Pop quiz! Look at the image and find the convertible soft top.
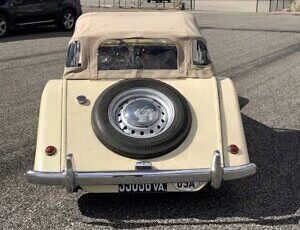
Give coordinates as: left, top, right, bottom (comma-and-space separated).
64, 11, 210, 79
71, 12, 202, 40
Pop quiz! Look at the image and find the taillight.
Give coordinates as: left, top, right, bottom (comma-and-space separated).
45, 146, 57, 156
227, 144, 239, 154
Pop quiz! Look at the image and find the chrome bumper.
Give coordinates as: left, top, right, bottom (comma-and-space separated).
27, 151, 256, 192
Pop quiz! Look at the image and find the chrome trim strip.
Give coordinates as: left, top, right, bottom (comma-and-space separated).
16, 20, 54, 26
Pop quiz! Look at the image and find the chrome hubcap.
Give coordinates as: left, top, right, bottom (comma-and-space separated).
123, 98, 160, 127
0, 18, 7, 36
108, 88, 175, 138
63, 13, 74, 29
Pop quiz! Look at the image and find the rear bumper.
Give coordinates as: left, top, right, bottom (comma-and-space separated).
27, 151, 256, 192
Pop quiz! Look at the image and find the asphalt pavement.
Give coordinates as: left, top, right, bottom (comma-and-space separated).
0, 11, 299, 229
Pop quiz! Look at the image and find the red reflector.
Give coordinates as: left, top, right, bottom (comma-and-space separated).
228, 144, 239, 154
45, 146, 56, 156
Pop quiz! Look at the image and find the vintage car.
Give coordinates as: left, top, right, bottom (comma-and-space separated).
27, 12, 256, 193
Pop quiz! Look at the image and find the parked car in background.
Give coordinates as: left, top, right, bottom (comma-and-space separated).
147, 0, 171, 3
27, 12, 256, 194
0, 0, 82, 37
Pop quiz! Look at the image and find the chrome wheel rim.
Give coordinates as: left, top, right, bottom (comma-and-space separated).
0, 18, 7, 36
108, 88, 175, 138
63, 12, 74, 29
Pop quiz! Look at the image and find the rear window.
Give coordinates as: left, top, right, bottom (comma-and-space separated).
66, 41, 81, 67
192, 40, 211, 66
98, 38, 178, 70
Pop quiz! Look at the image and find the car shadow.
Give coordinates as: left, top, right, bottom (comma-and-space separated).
77, 97, 300, 228
0, 26, 72, 43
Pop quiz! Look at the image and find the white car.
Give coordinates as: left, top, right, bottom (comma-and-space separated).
27, 12, 256, 193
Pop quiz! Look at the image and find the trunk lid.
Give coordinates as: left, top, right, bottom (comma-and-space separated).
62, 78, 223, 171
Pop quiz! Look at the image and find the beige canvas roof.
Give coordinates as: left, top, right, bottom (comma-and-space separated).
72, 11, 202, 40
64, 12, 213, 80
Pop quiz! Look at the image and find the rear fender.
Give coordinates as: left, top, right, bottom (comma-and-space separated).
218, 78, 250, 167
34, 80, 63, 172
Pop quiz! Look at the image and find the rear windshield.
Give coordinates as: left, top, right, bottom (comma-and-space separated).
98, 38, 178, 70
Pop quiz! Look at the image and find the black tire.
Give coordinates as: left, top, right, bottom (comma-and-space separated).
0, 14, 8, 38
92, 78, 192, 159
60, 9, 76, 31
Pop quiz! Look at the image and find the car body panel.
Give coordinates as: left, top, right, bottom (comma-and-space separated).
34, 77, 250, 174
11, 0, 43, 24
33, 80, 62, 172
63, 78, 224, 171
218, 78, 250, 167
0, 0, 11, 21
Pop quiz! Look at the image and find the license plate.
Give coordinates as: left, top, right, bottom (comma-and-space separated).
118, 183, 167, 193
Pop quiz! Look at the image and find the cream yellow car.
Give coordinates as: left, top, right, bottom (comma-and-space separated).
27, 12, 256, 193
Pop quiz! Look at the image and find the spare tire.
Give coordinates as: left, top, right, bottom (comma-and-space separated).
92, 78, 192, 159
